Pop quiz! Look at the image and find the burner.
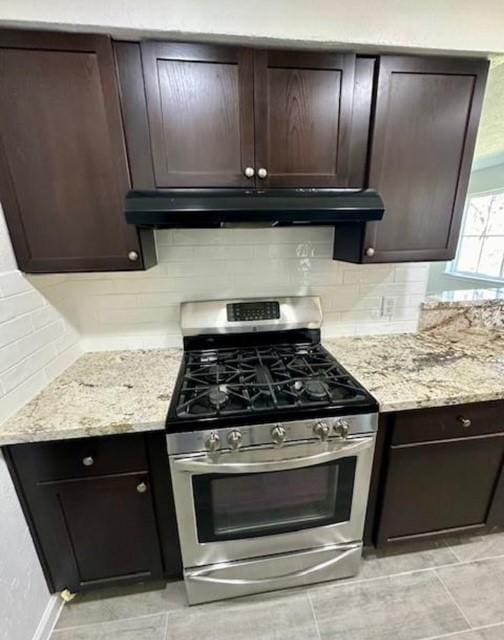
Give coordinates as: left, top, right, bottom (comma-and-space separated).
304, 379, 329, 400
209, 385, 229, 407
200, 353, 217, 363
175, 343, 370, 420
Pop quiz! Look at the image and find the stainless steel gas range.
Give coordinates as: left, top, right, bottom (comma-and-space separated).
165, 296, 378, 604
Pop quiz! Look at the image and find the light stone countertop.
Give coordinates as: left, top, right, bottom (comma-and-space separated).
0, 349, 183, 446
1, 329, 504, 446
325, 328, 504, 413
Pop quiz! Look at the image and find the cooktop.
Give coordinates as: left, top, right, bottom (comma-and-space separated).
167, 342, 377, 430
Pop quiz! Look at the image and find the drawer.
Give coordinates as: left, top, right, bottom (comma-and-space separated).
9, 434, 148, 483
391, 400, 504, 445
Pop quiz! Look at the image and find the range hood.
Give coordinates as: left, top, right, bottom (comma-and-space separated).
125, 188, 384, 228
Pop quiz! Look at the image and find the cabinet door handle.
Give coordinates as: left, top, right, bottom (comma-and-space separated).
244, 167, 255, 178
128, 251, 139, 261
458, 416, 472, 428
136, 482, 148, 494
82, 456, 94, 467
257, 168, 268, 179
365, 247, 375, 257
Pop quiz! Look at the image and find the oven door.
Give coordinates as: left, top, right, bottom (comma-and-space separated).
169, 435, 375, 568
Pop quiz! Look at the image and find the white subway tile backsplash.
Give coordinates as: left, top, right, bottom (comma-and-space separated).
0, 210, 430, 398
52, 229, 429, 351
0, 342, 23, 374
0, 291, 46, 324
0, 271, 32, 297
1, 343, 57, 394
0, 203, 81, 421
342, 265, 396, 285
30, 306, 61, 330
156, 245, 195, 262
393, 263, 430, 283
43, 343, 81, 381
0, 315, 33, 346
0, 370, 49, 424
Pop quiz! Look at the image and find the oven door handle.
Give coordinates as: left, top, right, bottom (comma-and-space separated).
186, 542, 360, 586
173, 436, 374, 474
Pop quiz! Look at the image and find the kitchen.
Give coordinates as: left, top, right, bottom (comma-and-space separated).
0, 2, 504, 640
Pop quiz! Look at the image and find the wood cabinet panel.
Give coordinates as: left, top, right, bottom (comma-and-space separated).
378, 435, 504, 543
392, 401, 504, 445
141, 42, 255, 187
363, 55, 488, 263
114, 41, 156, 189
10, 435, 148, 482
254, 50, 356, 187
5, 433, 181, 593
348, 57, 375, 188
41, 473, 163, 590
0, 30, 151, 273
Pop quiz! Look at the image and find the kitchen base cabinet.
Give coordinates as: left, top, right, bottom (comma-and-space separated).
368, 402, 504, 547
5, 432, 181, 594
378, 436, 504, 543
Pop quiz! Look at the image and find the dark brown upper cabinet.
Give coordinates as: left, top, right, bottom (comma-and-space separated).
359, 55, 488, 263
253, 50, 357, 187
133, 43, 364, 189
140, 42, 255, 188
0, 30, 155, 273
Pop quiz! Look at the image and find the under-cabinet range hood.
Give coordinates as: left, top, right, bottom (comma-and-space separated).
125, 188, 384, 229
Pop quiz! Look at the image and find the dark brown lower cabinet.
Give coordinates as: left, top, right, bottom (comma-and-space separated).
5, 432, 182, 593
370, 402, 504, 547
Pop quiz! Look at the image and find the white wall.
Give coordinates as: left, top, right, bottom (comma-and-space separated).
0, 205, 80, 640
0, 453, 61, 640
1, 0, 504, 55
32, 228, 430, 352
0, 209, 81, 425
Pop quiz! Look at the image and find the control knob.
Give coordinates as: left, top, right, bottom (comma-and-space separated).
205, 432, 221, 453
227, 430, 242, 450
313, 421, 330, 441
271, 424, 286, 446
334, 419, 350, 438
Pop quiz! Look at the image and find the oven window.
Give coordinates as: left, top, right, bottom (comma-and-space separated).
192, 457, 356, 542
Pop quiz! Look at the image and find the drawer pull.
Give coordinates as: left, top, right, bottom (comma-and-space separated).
458, 416, 472, 428
82, 456, 94, 467
136, 482, 147, 494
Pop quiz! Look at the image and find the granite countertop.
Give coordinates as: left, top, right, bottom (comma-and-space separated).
1, 328, 504, 446
325, 328, 504, 413
0, 349, 183, 446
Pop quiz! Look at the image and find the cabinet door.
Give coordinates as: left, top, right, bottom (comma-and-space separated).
0, 30, 150, 273
254, 50, 356, 187
141, 42, 255, 188
377, 435, 504, 545
363, 55, 488, 263
26, 472, 163, 592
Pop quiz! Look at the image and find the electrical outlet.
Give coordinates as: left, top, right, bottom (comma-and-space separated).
380, 296, 396, 318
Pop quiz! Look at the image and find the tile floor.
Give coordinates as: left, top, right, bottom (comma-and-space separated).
51, 531, 504, 640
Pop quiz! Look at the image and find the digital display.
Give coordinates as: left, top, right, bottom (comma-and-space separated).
227, 301, 280, 322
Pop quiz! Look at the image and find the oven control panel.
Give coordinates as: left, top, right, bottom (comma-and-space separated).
167, 414, 378, 456
227, 301, 280, 322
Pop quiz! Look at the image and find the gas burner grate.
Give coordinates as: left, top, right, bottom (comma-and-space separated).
175, 343, 367, 419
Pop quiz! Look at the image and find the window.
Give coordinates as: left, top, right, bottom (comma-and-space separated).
449, 189, 504, 283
